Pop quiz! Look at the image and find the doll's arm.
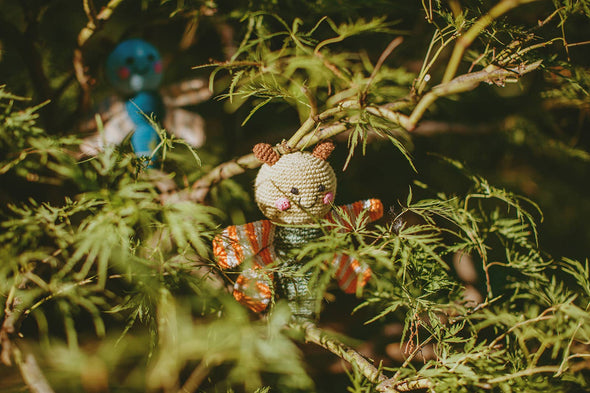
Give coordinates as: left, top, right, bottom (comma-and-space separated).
331, 253, 372, 294
212, 219, 276, 269
324, 199, 383, 293
325, 198, 383, 230
212, 219, 276, 312
233, 269, 273, 313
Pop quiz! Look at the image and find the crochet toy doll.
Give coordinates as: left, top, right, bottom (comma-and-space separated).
80, 39, 209, 165
213, 140, 383, 322
105, 38, 164, 164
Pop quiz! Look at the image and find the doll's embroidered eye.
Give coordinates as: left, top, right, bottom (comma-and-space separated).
125, 57, 135, 65
318, 184, 325, 192
147, 53, 155, 62
290, 187, 299, 195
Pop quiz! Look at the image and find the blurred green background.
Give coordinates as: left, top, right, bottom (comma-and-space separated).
0, 1, 588, 390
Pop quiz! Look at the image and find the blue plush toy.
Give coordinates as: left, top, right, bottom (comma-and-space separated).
105, 39, 165, 165
80, 39, 210, 164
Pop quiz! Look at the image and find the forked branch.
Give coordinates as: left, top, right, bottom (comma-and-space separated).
301, 322, 432, 392
180, 58, 541, 203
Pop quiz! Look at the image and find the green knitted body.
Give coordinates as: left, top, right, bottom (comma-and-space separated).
274, 225, 324, 322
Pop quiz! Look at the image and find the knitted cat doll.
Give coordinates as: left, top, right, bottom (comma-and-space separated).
213, 141, 383, 322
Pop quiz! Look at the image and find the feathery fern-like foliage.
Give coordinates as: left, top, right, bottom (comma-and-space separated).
0, 1, 589, 392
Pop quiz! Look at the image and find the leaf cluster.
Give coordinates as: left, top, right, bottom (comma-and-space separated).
0, 90, 310, 392
0, 1, 589, 392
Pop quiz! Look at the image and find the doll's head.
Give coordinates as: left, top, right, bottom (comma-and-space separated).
106, 39, 163, 95
253, 141, 337, 225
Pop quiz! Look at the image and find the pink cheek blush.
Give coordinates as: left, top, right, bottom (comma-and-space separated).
275, 197, 291, 211
117, 67, 130, 80
153, 61, 163, 74
323, 192, 334, 204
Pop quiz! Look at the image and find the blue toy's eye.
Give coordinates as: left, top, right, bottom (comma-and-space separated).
125, 56, 135, 65
147, 53, 155, 61
290, 187, 299, 195
318, 184, 325, 192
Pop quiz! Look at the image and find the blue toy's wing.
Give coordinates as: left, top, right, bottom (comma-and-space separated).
160, 78, 210, 149
160, 78, 212, 108
164, 108, 206, 148
78, 95, 126, 134
80, 105, 134, 156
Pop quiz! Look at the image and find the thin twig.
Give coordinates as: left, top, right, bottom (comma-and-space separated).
188, 153, 262, 202
566, 40, 590, 48
415, 27, 458, 96
488, 306, 556, 350
1, 288, 17, 366
302, 85, 318, 119
442, 0, 539, 83
537, 7, 564, 27
363, 37, 404, 97
82, 0, 97, 23
77, 0, 126, 47
314, 51, 353, 84
486, 366, 560, 384
378, 378, 433, 393
365, 106, 412, 131
386, 335, 435, 386
75, 0, 125, 110
14, 343, 56, 393
286, 100, 353, 149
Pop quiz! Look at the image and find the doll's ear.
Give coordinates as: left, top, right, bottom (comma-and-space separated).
312, 140, 335, 161
253, 143, 280, 166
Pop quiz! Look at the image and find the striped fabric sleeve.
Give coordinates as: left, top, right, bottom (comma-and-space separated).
233, 268, 273, 313
325, 198, 383, 230
324, 199, 381, 293
212, 220, 276, 269
331, 253, 372, 293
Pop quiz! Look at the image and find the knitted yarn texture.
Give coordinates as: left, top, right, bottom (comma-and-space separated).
213, 141, 383, 321
255, 151, 337, 225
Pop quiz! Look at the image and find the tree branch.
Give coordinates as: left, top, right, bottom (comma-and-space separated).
14, 343, 56, 393
301, 323, 433, 392
74, 0, 126, 111
77, 0, 125, 48
188, 153, 261, 202
442, 0, 539, 83
177, 355, 223, 393
178, 360, 210, 393
378, 378, 433, 393
302, 322, 386, 384
176, 58, 541, 204
409, 60, 542, 130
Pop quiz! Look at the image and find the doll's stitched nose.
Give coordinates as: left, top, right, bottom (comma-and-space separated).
275, 197, 291, 211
